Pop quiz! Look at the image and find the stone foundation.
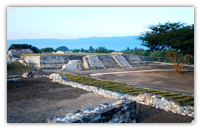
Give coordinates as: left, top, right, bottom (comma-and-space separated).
20, 54, 145, 69
46, 100, 136, 123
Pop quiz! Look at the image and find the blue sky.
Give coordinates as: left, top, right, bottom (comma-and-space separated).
7, 7, 194, 40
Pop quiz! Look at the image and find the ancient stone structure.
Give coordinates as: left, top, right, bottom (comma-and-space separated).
83, 55, 105, 69
46, 99, 136, 123
98, 55, 121, 68
19, 54, 145, 69
112, 55, 131, 67
61, 60, 82, 72
123, 55, 146, 66
45, 73, 194, 123
8, 49, 33, 54
54, 51, 73, 54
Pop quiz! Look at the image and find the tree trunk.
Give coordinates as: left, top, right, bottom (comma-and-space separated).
165, 49, 191, 73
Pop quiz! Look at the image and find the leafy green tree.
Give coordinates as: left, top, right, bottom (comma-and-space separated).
70, 49, 80, 53
139, 22, 194, 73
8, 44, 39, 53
141, 50, 151, 56
132, 48, 144, 55
88, 46, 94, 53
94, 47, 107, 53
55, 46, 68, 51
80, 48, 84, 52
39, 47, 54, 53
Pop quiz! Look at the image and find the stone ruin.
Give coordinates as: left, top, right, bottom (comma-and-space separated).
52, 51, 73, 54
8, 49, 33, 54
7, 53, 146, 72
61, 60, 82, 72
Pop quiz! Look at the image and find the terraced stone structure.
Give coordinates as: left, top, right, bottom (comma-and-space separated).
20, 54, 145, 69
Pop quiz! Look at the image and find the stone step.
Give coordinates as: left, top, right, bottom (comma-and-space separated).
86, 55, 104, 69
98, 55, 121, 68
112, 55, 131, 67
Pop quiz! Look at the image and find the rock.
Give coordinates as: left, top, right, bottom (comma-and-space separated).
61, 60, 82, 72
49, 73, 60, 80
144, 93, 153, 98
136, 96, 145, 102
183, 109, 189, 115
50, 73, 68, 83
21, 71, 33, 78
116, 100, 123, 105
172, 108, 177, 113
164, 105, 172, 111
176, 106, 183, 113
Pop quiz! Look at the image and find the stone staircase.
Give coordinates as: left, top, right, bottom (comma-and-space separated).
123, 55, 146, 66
86, 55, 105, 69
98, 55, 121, 68
112, 55, 131, 67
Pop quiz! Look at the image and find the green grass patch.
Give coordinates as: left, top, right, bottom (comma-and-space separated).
7, 61, 36, 73
61, 73, 194, 106
185, 101, 194, 106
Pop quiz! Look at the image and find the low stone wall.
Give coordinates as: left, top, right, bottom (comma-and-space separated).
46, 99, 136, 123
49, 73, 194, 118
122, 55, 146, 66
7, 78, 22, 82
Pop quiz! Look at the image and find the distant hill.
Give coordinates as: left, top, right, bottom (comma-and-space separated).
55, 46, 68, 51
7, 36, 148, 51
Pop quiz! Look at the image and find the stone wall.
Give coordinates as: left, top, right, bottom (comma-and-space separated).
46, 99, 136, 123
8, 49, 33, 54
85, 55, 105, 69
98, 55, 121, 68
22, 56, 40, 68
123, 55, 146, 66
61, 60, 82, 72
45, 73, 194, 123
21, 54, 145, 69
112, 55, 131, 67
40, 55, 84, 69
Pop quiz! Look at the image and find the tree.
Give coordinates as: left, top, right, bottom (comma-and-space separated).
55, 46, 68, 51
94, 47, 107, 53
88, 46, 94, 53
80, 48, 84, 52
139, 22, 194, 73
70, 49, 80, 53
39, 47, 54, 53
8, 44, 39, 53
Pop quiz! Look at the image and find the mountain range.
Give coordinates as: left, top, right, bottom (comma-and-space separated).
7, 35, 148, 51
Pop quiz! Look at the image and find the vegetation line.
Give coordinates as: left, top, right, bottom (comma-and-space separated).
61, 73, 194, 106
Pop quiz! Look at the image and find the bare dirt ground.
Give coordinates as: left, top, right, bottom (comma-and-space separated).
7, 66, 194, 123
7, 76, 115, 123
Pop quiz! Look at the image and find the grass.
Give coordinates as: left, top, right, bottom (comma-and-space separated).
7, 61, 36, 73
61, 73, 194, 106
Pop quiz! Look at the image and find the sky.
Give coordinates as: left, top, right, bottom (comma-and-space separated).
7, 7, 194, 40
